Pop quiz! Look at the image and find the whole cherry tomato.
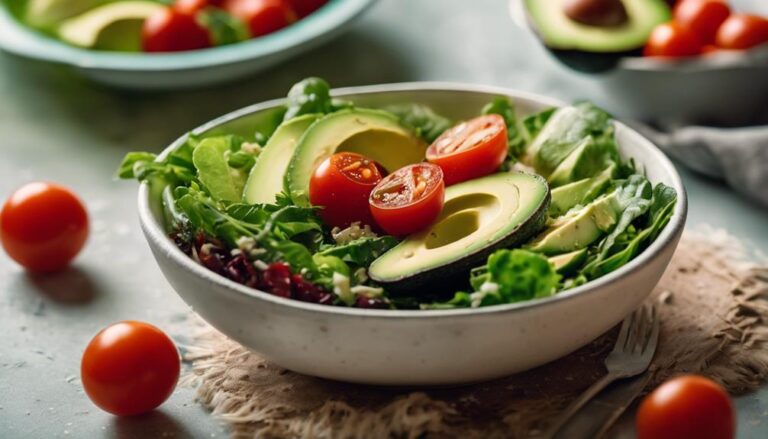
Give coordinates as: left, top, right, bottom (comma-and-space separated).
369, 163, 445, 237
174, 0, 225, 14
716, 14, 768, 50
1, 182, 88, 272
223, 0, 297, 37
426, 114, 508, 186
637, 375, 735, 439
285, 0, 327, 18
81, 321, 180, 416
309, 152, 384, 228
673, 0, 731, 44
644, 22, 703, 57
142, 7, 212, 52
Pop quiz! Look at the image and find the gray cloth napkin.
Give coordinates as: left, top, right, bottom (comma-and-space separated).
631, 123, 768, 208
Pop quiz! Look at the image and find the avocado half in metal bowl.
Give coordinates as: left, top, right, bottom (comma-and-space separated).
137, 83, 687, 385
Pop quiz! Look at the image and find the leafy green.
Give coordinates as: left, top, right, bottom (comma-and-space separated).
192, 137, 249, 202
526, 103, 615, 178
318, 236, 399, 267
522, 108, 556, 142
117, 141, 196, 184
384, 103, 452, 143
481, 97, 526, 160
283, 77, 335, 121
313, 254, 351, 279
199, 9, 249, 46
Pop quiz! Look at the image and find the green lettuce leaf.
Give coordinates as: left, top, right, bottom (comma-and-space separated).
384, 103, 452, 143
318, 236, 399, 267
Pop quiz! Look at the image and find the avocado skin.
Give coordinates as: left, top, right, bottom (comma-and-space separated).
549, 48, 640, 74
374, 180, 551, 294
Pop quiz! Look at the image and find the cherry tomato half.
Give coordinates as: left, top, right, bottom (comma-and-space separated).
285, 0, 327, 18
674, 0, 731, 44
426, 114, 508, 186
637, 375, 735, 439
142, 8, 212, 52
369, 163, 445, 237
223, 0, 297, 37
1, 182, 88, 273
309, 152, 384, 228
716, 14, 768, 50
82, 321, 180, 416
644, 22, 703, 57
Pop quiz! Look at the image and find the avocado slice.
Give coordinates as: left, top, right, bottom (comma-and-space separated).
58, 1, 165, 51
525, 0, 670, 53
548, 248, 588, 276
547, 136, 615, 187
286, 109, 427, 207
243, 114, 319, 204
549, 163, 614, 216
26, 0, 106, 28
527, 189, 622, 255
368, 172, 550, 292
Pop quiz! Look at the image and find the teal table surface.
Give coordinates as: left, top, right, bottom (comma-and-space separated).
1, 0, 766, 437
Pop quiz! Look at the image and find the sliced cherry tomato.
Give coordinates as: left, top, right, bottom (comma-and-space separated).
82, 321, 180, 416
673, 0, 731, 44
637, 375, 735, 439
309, 152, 384, 228
174, 0, 225, 14
1, 182, 88, 273
285, 0, 327, 18
716, 14, 768, 50
369, 163, 445, 236
644, 22, 703, 57
223, 0, 297, 37
426, 114, 508, 186
142, 8, 212, 52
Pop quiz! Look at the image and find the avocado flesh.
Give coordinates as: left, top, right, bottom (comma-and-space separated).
26, 0, 106, 28
549, 164, 614, 217
525, 0, 671, 53
549, 248, 588, 275
369, 172, 550, 292
527, 189, 621, 255
286, 109, 427, 207
547, 135, 613, 187
243, 114, 319, 204
58, 1, 164, 50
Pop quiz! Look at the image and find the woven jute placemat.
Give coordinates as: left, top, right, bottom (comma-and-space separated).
180, 228, 768, 438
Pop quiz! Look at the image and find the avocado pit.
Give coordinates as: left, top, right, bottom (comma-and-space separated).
564, 0, 629, 27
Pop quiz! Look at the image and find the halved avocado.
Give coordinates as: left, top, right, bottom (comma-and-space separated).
368, 172, 550, 292
243, 114, 319, 204
58, 1, 164, 51
286, 109, 427, 207
26, 0, 105, 28
524, 0, 671, 72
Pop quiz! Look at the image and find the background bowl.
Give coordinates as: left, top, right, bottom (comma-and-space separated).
138, 83, 687, 385
510, 0, 768, 125
0, 0, 375, 89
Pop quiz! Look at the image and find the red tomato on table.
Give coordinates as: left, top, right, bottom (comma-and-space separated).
0, 182, 88, 272
81, 321, 180, 416
716, 14, 768, 50
309, 152, 384, 228
673, 0, 731, 44
223, 0, 297, 37
142, 8, 212, 52
644, 22, 703, 57
426, 114, 508, 186
636, 375, 735, 439
369, 163, 445, 237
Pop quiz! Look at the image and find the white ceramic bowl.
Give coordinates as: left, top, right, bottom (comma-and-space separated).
138, 83, 687, 385
0, 0, 374, 89
510, 0, 768, 125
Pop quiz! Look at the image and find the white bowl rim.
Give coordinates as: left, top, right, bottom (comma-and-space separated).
137, 81, 688, 319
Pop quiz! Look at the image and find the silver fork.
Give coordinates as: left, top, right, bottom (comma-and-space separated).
543, 304, 661, 438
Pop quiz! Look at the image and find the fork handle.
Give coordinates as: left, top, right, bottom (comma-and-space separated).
542, 372, 618, 438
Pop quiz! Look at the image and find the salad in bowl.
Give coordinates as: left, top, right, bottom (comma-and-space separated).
123, 79, 685, 384
120, 78, 677, 311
